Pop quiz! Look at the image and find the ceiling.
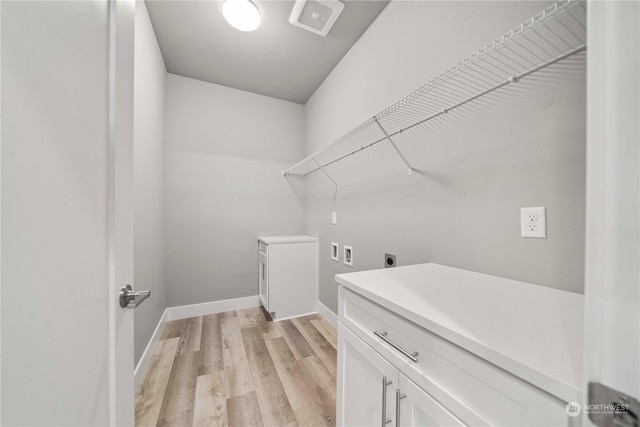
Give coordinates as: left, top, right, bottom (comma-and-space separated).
145, 0, 389, 104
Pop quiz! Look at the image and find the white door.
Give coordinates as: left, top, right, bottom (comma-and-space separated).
337, 324, 398, 427
1, 0, 136, 425
584, 1, 640, 426
396, 373, 465, 427
110, 0, 137, 425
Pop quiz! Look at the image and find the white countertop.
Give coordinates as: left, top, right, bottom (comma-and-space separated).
335, 263, 584, 403
258, 235, 318, 244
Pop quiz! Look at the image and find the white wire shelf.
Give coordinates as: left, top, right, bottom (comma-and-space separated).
283, 0, 587, 186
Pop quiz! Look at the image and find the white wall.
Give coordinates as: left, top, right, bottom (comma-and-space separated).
304, 1, 586, 314
1, 2, 111, 424
133, 1, 167, 365
164, 74, 305, 307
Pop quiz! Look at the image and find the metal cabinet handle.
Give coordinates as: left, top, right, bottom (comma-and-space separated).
119, 284, 151, 308
395, 389, 406, 427
374, 331, 419, 363
381, 376, 393, 426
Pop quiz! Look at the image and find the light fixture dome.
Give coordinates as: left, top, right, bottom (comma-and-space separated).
222, 0, 261, 32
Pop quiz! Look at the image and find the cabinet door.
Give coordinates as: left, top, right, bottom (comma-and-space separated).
397, 373, 465, 427
338, 323, 398, 427
258, 253, 268, 309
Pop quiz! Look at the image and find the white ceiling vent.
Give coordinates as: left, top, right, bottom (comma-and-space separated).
289, 0, 345, 37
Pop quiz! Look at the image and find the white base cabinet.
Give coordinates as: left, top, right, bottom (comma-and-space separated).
257, 235, 318, 320
338, 324, 464, 427
336, 264, 583, 427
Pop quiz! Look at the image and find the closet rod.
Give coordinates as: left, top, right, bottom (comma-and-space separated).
295, 43, 585, 177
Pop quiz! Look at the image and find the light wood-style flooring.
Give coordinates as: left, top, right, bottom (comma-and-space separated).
135, 307, 337, 427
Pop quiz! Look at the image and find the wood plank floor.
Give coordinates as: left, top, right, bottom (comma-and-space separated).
135, 307, 337, 427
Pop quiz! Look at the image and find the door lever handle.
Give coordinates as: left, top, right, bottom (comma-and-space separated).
119, 284, 151, 308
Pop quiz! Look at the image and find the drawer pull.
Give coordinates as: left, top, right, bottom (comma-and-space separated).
396, 389, 407, 427
374, 331, 419, 363
381, 376, 393, 426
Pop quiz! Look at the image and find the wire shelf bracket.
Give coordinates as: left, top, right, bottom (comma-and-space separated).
374, 116, 414, 175
312, 156, 339, 190
282, 0, 587, 180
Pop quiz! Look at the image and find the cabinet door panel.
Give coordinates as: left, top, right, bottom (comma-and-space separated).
338, 324, 397, 427
398, 373, 465, 427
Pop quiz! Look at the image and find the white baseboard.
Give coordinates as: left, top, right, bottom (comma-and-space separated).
134, 308, 168, 391
166, 295, 260, 321
134, 295, 261, 391
316, 300, 337, 328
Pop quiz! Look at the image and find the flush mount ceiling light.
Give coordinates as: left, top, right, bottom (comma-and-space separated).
222, 0, 261, 32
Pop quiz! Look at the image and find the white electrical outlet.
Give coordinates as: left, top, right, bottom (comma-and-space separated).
521, 207, 546, 238
332, 212, 337, 225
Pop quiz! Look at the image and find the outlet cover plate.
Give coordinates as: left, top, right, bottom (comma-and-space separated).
331, 242, 339, 262
521, 207, 546, 238
332, 212, 337, 225
343, 245, 353, 267
385, 253, 396, 268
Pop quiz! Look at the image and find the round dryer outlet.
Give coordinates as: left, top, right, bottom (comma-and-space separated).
385, 253, 396, 268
